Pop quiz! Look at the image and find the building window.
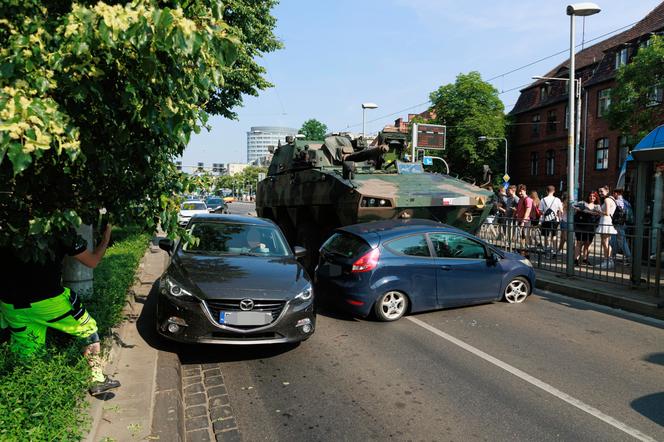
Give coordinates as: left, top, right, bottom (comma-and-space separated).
595, 138, 609, 170
647, 85, 663, 107
545, 150, 555, 175
564, 104, 569, 129
540, 85, 549, 102
618, 136, 629, 169
530, 152, 539, 176
598, 88, 611, 118
640, 37, 653, 50
531, 114, 540, 137
547, 110, 558, 133
615, 47, 628, 70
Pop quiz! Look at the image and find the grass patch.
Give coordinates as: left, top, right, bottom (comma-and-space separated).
0, 228, 150, 441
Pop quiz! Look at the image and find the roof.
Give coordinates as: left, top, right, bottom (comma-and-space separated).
631, 124, 664, 161
189, 214, 277, 227
511, 2, 664, 115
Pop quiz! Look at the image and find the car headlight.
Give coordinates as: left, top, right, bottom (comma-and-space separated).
520, 258, 533, 268
294, 285, 313, 302
163, 276, 197, 300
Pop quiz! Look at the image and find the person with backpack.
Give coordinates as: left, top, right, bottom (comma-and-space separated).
596, 185, 618, 269
539, 185, 563, 257
610, 188, 633, 265
529, 190, 542, 251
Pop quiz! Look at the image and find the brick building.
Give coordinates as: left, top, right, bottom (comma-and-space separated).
509, 2, 664, 197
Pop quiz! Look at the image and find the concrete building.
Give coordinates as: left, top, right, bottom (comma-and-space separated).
247, 126, 298, 163
226, 163, 250, 176
509, 3, 664, 196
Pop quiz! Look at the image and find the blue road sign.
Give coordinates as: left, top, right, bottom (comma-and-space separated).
423, 156, 433, 166
503, 181, 509, 189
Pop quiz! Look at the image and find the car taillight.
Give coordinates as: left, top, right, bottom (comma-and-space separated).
351, 248, 380, 273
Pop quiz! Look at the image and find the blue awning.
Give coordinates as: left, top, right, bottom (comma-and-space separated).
616, 125, 664, 188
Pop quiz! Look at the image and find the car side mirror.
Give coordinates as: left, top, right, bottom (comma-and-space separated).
159, 238, 175, 255
487, 252, 500, 265
294, 246, 307, 259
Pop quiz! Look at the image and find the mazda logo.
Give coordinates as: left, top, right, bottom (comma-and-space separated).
239, 299, 254, 311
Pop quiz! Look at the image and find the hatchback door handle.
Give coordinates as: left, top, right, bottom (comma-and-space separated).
440, 265, 452, 271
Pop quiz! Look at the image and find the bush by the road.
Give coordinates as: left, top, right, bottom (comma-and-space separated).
0, 227, 149, 441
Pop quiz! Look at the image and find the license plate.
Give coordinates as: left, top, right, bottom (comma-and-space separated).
219, 311, 272, 326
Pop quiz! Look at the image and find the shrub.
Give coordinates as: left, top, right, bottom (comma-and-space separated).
0, 229, 149, 441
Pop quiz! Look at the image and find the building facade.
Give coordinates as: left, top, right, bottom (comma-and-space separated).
246, 126, 298, 163
226, 163, 250, 176
509, 3, 664, 197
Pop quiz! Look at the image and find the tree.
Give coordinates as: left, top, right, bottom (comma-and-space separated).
608, 36, 664, 140
0, 1, 239, 262
299, 119, 328, 140
428, 72, 506, 179
204, 0, 282, 119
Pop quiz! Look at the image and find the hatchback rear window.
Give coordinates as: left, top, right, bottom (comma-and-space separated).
321, 233, 371, 259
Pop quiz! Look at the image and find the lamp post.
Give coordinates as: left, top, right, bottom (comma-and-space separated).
564, 2, 601, 276
478, 136, 508, 177
361, 102, 378, 138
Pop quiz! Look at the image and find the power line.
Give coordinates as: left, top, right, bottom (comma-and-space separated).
339, 19, 639, 133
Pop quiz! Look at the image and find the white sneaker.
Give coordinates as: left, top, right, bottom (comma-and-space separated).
600, 259, 614, 270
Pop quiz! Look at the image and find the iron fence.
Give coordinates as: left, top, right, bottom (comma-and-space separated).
477, 216, 662, 295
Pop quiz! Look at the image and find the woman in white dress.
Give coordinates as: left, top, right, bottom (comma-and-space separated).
596, 185, 617, 269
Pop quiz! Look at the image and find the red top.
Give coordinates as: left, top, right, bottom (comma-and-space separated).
516, 196, 533, 221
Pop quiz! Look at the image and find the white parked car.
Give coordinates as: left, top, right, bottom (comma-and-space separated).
178, 201, 208, 226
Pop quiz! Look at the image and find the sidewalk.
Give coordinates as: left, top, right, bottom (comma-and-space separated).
536, 268, 664, 320
85, 237, 182, 441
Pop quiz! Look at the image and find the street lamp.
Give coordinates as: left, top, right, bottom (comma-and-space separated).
361, 102, 378, 138
478, 136, 508, 177
564, 2, 601, 276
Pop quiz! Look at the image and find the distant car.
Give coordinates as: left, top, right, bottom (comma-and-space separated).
223, 196, 236, 203
178, 201, 208, 226
205, 197, 228, 214
315, 219, 535, 321
156, 214, 315, 344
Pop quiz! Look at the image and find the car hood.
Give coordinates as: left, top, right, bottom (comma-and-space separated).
169, 253, 310, 300
179, 209, 207, 217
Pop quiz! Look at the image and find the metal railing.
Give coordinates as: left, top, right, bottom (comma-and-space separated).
478, 216, 662, 295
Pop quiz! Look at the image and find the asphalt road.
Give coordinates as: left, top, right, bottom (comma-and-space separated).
176, 292, 664, 441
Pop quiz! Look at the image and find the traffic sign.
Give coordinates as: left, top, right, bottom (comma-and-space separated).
503, 181, 509, 189
503, 173, 510, 182
422, 156, 433, 166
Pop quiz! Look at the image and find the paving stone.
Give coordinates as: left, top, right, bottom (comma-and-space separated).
201, 363, 219, 370
183, 367, 202, 378
203, 368, 222, 378
184, 382, 205, 395
204, 376, 224, 387
185, 405, 208, 419
187, 428, 212, 442
209, 395, 230, 408
215, 429, 241, 442
209, 405, 233, 421
212, 417, 238, 433
185, 415, 210, 432
184, 376, 203, 387
186, 392, 207, 406
207, 385, 228, 398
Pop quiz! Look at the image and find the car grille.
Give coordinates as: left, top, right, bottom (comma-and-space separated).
205, 299, 286, 327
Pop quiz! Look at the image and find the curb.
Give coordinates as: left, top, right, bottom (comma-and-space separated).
152, 351, 186, 441
536, 275, 664, 320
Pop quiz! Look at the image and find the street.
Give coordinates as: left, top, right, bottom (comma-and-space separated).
175, 203, 664, 441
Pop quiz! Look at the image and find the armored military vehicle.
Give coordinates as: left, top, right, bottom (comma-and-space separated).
256, 132, 494, 268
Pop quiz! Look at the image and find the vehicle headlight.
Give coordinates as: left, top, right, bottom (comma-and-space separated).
520, 258, 533, 268
163, 276, 196, 300
294, 285, 313, 302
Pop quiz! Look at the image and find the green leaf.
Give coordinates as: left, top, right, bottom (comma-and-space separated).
7, 142, 32, 175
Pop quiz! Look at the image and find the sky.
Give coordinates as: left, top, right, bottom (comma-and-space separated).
181, 0, 663, 167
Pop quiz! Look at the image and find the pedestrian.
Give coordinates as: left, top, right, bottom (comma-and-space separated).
494, 187, 508, 242
528, 190, 542, 250
515, 184, 533, 255
0, 225, 121, 396
609, 188, 633, 265
556, 193, 569, 258
573, 191, 601, 265
540, 185, 564, 257
596, 185, 618, 269
505, 185, 519, 249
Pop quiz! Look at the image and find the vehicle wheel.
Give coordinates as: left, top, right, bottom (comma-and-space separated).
503, 277, 530, 304
374, 291, 409, 321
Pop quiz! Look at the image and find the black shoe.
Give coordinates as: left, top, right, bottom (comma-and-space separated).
89, 376, 121, 395
583, 259, 591, 265
574, 259, 579, 266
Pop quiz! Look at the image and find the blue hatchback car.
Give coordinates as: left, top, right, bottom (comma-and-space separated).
315, 219, 536, 321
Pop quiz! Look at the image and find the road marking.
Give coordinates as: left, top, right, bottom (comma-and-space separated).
407, 316, 657, 442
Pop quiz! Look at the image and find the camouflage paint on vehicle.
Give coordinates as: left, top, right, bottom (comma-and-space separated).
256, 134, 493, 267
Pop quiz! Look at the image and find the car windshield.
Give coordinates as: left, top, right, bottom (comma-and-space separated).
206, 198, 222, 206
183, 222, 290, 257
321, 232, 371, 259
182, 202, 207, 211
